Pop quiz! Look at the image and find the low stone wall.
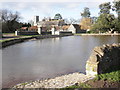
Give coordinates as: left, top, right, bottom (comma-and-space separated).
60, 31, 73, 35
77, 33, 120, 36
86, 43, 120, 76
1, 37, 33, 48
1, 35, 73, 48
41, 31, 51, 35
16, 31, 39, 35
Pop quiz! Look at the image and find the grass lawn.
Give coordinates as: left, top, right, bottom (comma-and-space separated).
3, 33, 14, 34
96, 71, 120, 82
0, 36, 32, 43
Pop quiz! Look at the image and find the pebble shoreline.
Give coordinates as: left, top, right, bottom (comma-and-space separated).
13, 72, 95, 88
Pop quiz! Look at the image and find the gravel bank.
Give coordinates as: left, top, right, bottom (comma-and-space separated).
13, 72, 95, 88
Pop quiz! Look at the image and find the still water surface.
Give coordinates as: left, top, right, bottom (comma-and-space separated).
2, 35, 119, 88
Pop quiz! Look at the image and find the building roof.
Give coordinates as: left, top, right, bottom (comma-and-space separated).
72, 24, 81, 30
29, 26, 38, 30
21, 27, 28, 30
62, 25, 70, 30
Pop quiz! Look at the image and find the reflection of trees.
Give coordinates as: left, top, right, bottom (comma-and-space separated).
92, 36, 118, 45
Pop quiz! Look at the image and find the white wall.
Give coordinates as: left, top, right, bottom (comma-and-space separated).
68, 25, 76, 34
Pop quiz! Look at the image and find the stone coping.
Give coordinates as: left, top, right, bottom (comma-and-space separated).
75, 33, 120, 36
1, 34, 72, 49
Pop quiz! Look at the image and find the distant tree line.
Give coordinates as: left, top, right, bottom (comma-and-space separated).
0, 9, 31, 33
80, 0, 120, 33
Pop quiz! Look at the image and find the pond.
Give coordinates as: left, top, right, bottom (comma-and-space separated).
2, 35, 119, 88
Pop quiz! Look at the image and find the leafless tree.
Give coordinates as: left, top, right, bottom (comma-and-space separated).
1, 9, 20, 22
0, 9, 22, 32
64, 18, 80, 24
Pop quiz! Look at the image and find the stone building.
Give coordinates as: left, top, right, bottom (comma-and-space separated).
33, 14, 65, 29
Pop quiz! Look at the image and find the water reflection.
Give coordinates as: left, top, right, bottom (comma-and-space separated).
2, 35, 119, 88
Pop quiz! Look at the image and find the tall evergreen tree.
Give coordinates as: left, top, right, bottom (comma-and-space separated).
113, 0, 120, 19
99, 2, 111, 14
81, 7, 90, 18
54, 13, 62, 20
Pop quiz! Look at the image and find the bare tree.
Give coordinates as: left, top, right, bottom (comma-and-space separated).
1, 9, 21, 33
1, 9, 20, 22
67, 18, 80, 24
64, 18, 69, 24
28, 20, 34, 26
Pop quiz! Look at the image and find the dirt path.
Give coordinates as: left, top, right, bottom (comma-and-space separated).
85, 80, 120, 88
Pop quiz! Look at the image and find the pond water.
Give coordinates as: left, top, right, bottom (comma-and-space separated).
2, 35, 119, 88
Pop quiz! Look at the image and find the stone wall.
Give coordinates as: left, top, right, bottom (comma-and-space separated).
16, 31, 39, 35
86, 43, 120, 76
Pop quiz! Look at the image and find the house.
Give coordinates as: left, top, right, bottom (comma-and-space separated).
51, 26, 72, 35
16, 26, 39, 36
68, 24, 86, 34
28, 26, 38, 31
51, 26, 61, 35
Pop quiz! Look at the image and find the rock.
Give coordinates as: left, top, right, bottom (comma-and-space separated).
86, 43, 120, 76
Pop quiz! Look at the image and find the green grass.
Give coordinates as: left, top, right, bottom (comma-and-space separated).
3, 33, 14, 34
0, 36, 32, 43
74, 34, 82, 36
95, 70, 120, 82
0, 38, 15, 42
67, 83, 91, 88
21, 82, 28, 86
0, 35, 44, 43
60, 83, 91, 89
94, 65, 120, 82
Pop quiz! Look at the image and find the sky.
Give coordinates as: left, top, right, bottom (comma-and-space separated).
0, 0, 115, 23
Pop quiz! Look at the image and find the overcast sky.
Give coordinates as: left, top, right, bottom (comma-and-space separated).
0, 0, 115, 22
